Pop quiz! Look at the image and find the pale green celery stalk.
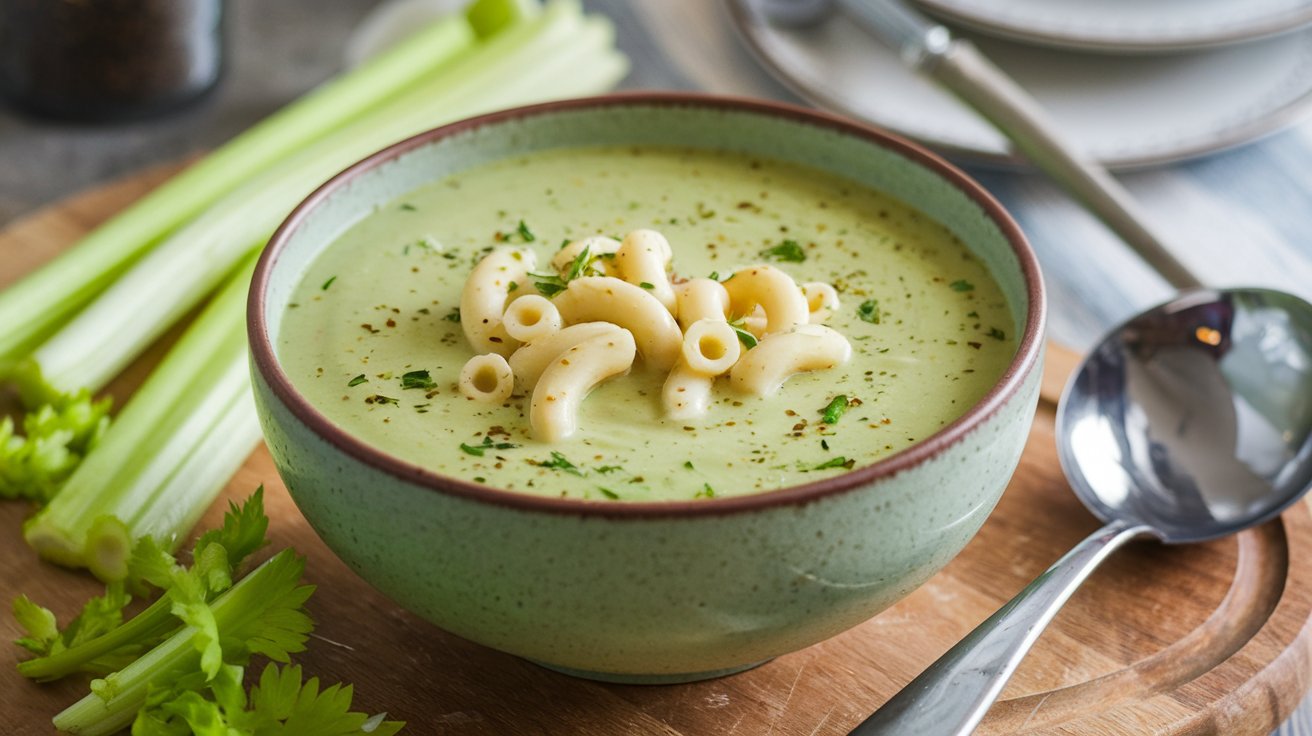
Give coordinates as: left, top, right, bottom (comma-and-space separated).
51, 551, 309, 736
23, 258, 255, 570
0, 12, 482, 371
81, 357, 258, 582
24, 0, 608, 401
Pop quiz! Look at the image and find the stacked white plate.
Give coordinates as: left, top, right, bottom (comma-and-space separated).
727, 0, 1312, 169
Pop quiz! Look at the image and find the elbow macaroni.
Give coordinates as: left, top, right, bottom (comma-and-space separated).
723, 265, 809, 337
531, 328, 637, 442
801, 282, 840, 323
552, 276, 683, 371
729, 324, 852, 396
662, 361, 714, 421
453, 228, 852, 446
508, 321, 623, 394
674, 278, 729, 330
459, 353, 515, 403
460, 247, 536, 357
614, 229, 677, 313
502, 294, 563, 343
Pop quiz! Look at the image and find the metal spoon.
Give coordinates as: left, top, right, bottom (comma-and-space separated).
754, 1, 1312, 733
852, 287, 1312, 734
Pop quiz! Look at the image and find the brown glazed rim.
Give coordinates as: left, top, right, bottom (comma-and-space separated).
249, 92, 1046, 520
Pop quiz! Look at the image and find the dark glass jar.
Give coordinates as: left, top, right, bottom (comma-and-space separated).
0, 0, 225, 122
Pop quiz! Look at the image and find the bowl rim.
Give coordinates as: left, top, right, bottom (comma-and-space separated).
249, 91, 1046, 519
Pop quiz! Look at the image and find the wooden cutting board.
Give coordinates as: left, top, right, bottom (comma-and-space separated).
3, 164, 1311, 735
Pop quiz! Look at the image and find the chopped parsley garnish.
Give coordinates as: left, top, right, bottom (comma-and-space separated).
683, 461, 694, 470
536, 451, 584, 476
761, 239, 806, 262
598, 487, 620, 500
460, 435, 519, 456
533, 245, 595, 297
695, 483, 715, 499
814, 456, 853, 470
950, 279, 975, 292
400, 203, 417, 211
821, 438, 830, 450
400, 370, 436, 390
708, 271, 720, 281
443, 307, 461, 323
517, 219, 536, 242
821, 395, 849, 424
987, 327, 1006, 341
508, 281, 519, 293
532, 275, 567, 297
346, 374, 368, 387
321, 276, 337, 291
595, 465, 624, 474
565, 245, 592, 281
728, 320, 758, 349
367, 394, 398, 405
639, 282, 655, 290
857, 299, 880, 324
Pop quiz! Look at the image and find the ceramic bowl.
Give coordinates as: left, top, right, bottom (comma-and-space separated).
248, 93, 1046, 684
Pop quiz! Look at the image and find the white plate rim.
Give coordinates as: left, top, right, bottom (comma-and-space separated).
724, 0, 1312, 170
914, 0, 1312, 53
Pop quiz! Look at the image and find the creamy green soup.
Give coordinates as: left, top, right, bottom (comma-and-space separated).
279, 146, 1015, 501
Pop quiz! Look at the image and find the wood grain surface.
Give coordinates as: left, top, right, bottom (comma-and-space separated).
2, 166, 1311, 735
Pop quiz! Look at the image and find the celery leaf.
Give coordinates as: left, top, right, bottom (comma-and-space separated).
0, 389, 111, 502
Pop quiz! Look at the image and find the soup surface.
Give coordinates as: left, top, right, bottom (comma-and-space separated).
279, 146, 1016, 501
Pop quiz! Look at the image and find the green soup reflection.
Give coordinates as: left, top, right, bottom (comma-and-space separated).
278, 146, 1015, 501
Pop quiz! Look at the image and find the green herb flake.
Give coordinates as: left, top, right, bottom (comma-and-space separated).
462, 435, 519, 456
857, 299, 881, 324
821, 439, 830, 451
708, 271, 720, 281
346, 374, 368, 388
728, 320, 758, 349
368, 394, 398, 406
517, 219, 536, 242
695, 482, 716, 499
821, 395, 849, 424
400, 203, 417, 211
761, 239, 806, 263
507, 281, 519, 293
400, 370, 436, 390
987, 327, 1006, 341
444, 307, 461, 323
532, 274, 567, 297
595, 465, 624, 474
639, 282, 655, 290
565, 245, 592, 281
321, 276, 337, 291
814, 456, 852, 470
536, 451, 585, 476
683, 461, 694, 470
950, 280, 975, 292
598, 487, 620, 500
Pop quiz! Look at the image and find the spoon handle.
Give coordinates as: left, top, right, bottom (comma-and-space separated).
833, 0, 1204, 291
850, 519, 1151, 735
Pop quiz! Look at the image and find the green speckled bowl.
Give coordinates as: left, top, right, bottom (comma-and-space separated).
249, 94, 1046, 683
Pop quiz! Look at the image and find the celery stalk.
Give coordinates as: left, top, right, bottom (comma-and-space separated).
0, 12, 483, 371
23, 258, 256, 568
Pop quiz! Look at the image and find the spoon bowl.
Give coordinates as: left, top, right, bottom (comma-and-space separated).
1060, 287, 1312, 544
